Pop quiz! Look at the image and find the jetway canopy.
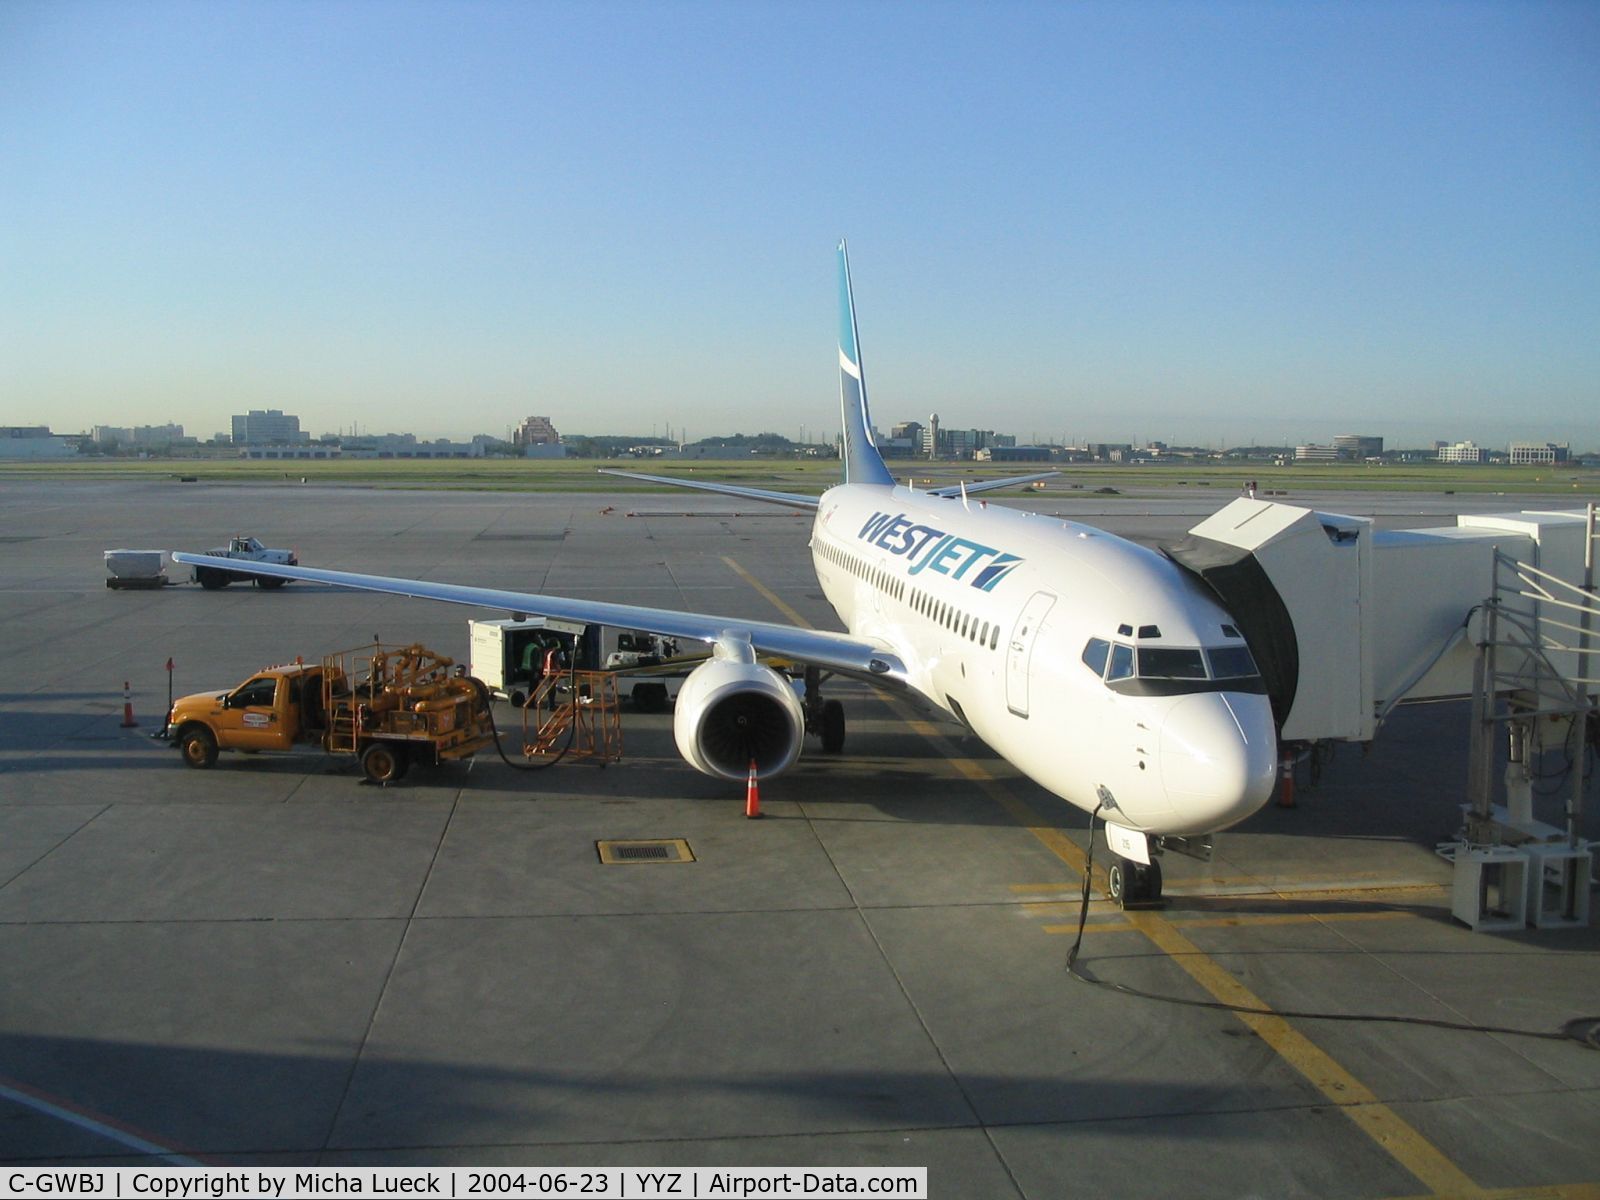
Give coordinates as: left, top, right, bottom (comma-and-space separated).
1164, 500, 1594, 742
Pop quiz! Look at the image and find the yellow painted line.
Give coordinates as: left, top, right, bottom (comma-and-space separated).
1122, 910, 1483, 1196
882, 702, 1481, 1199
731, 559, 1483, 1197
1162, 879, 1449, 899
1389, 1186, 1600, 1200
1042, 909, 1417, 935
721, 556, 815, 629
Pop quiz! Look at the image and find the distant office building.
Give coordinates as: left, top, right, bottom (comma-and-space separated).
239, 445, 342, 460
890, 420, 924, 446
1334, 434, 1383, 460
1508, 442, 1569, 466
943, 428, 982, 457
1294, 444, 1341, 462
976, 445, 1051, 463
94, 423, 186, 449
513, 415, 561, 447
0, 427, 74, 459
925, 414, 940, 460
334, 433, 485, 459
1089, 443, 1133, 463
232, 409, 306, 446
1437, 440, 1485, 464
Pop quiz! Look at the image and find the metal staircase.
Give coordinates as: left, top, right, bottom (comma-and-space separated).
1454, 503, 1597, 929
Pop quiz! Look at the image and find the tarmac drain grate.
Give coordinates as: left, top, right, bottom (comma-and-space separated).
596, 838, 696, 865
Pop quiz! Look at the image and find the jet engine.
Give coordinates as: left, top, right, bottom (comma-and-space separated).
673, 650, 805, 781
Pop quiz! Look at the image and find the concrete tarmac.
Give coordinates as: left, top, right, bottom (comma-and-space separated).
1, 476, 1597, 1196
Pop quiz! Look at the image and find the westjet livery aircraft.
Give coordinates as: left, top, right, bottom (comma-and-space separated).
176, 243, 1279, 903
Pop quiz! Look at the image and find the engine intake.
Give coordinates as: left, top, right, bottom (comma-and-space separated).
673, 655, 805, 780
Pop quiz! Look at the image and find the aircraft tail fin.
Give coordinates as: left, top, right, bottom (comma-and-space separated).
837, 241, 896, 487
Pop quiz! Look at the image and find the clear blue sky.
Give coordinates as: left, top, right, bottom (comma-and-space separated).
3, 0, 1597, 449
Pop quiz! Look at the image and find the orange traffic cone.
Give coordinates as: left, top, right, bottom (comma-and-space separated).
120, 680, 138, 729
745, 759, 762, 819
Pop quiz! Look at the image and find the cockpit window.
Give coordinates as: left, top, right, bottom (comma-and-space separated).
1136, 647, 1207, 679
1081, 638, 1110, 676
1206, 645, 1259, 679
1107, 643, 1135, 681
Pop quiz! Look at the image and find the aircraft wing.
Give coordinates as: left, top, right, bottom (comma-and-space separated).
170, 552, 906, 685
925, 471, 1059, 498
597, 469, 819, 511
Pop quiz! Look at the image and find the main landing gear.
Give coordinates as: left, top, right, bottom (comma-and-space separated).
1106, 856, 1164, 908
802, 666, 846, 754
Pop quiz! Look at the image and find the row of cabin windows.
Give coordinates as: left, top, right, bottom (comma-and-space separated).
820, 538, 906, 603
817, 538, 1001, 651
911, 582, 1002, 650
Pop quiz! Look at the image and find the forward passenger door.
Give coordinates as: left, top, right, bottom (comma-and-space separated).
1006, 591, 1056, 718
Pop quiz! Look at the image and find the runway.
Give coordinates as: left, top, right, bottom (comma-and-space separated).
1, 477, 1596, 1195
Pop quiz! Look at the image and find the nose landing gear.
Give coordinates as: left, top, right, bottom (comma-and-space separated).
1106, 856, 1164, 908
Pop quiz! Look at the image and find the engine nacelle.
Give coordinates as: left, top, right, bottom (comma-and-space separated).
673, 654, 805, 781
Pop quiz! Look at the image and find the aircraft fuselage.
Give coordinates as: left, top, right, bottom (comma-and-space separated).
812, 483, 1279, 835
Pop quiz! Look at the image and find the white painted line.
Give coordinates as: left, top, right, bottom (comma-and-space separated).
0, 1078, 200, 1165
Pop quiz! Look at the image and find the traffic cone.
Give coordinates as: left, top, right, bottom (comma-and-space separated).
1277, 751, 1295, 808
745, 759, 762, 819
120, 680, 138, 729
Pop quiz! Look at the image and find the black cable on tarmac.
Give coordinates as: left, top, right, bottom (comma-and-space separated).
1063, 806, 1598, 1050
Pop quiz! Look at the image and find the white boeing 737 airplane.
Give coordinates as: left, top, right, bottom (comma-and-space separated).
176, 243, 1279, 903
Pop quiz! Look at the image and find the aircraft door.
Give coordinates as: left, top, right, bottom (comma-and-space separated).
1006, 591, 1057, 718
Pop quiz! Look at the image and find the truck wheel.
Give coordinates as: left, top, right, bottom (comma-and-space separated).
255, 576, 286, 590
197, 568, 229, 590
179, 727, 218, 769
360, 742, 409, 784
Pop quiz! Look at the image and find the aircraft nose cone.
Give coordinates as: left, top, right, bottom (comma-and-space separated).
1158, 692, 1278, 833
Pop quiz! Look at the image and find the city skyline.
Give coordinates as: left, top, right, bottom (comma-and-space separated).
4, 3, 1596, 450
45, 410, 1597, 459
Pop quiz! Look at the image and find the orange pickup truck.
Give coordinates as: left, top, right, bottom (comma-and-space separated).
164, 642, 496, 784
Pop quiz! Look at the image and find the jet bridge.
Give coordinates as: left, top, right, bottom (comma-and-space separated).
1166, 499, 1598, 931
1166, 499, 1594, 742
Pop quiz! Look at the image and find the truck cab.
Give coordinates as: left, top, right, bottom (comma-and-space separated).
169, 663, 329, 765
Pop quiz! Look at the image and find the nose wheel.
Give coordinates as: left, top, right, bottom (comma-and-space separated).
1106, 856, 1163, 908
